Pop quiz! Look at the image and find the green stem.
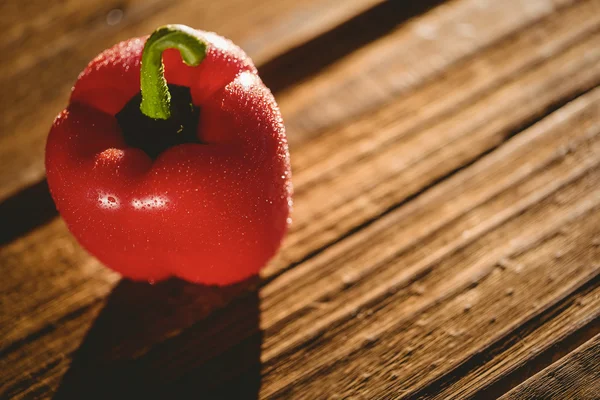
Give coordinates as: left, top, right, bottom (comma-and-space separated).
140, 24, 207, 120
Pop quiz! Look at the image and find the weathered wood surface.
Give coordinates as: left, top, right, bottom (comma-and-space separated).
1, 0, 600, 398
500, 334, 600, 400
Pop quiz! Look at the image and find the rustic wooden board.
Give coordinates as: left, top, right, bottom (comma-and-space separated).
3, 0, 598, 355
262, 85, 600, 355
419, 284, 599, 399
2, 0, 600, 398
259, 89, 600, 398
278, 0, 580, 142
500, 334, 600, 400
5, 85, 597, 398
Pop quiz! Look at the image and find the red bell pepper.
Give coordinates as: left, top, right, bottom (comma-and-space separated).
45, 25, 292, 285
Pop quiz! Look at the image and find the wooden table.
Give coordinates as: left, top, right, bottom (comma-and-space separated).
2, 0, 600, 398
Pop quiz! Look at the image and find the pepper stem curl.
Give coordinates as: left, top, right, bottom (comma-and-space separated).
140, 24, 207, 120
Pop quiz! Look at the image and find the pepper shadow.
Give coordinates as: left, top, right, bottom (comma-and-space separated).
54, 277, 262, 399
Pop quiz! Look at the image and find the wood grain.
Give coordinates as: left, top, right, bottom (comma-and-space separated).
265, 162, 600, 398
418, 284, 599, 399
0, 0, 384, 78
5, 0, 587, 253
4, 57, 600, 400
2, 0, 600, 398
269, 24, 600, 278
279, 0, 580, 143
258, 88, 600, 398
262, 86, 600, 353
288, 0, 600, 185
500, 334, 600, 400
3, 0, 598, 355
1, 0, 168, 75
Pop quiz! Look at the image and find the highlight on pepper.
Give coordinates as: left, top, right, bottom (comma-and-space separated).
45, 24, 292, 285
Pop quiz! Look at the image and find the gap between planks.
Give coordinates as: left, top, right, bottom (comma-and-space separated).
418, 285, 599, 399
499, 334, 600, 400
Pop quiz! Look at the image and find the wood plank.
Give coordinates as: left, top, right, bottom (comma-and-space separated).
0, 0, 580, 201
268, 25, 600, 278
499, 334, 600, 400
1, 280, 263, 399
216, 93, 600, 395
278, 0, 579, 143
415, 283, 599, 399
1, 0, 598, 346
1, 0, 168, 66
261, 85, 600, 354
260, 125, 600, 397
6, 0, 588, 252
0, 0, 151, 36
2, 2, 598, 355
288, 0, 600, 183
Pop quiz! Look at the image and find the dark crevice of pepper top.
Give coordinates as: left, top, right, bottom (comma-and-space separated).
115, 24, 208, 159
116, 84, 201, 159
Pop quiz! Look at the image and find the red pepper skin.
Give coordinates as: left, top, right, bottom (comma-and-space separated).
46, 31, 292, 285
